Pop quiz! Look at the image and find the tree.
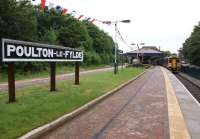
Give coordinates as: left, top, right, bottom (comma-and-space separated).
0, 0, 38, 72
58, 18, 93, 51
84, 22, 115, 64
183, 25, 200, 66
0, 0, 37, 41
163, 51, 171, 57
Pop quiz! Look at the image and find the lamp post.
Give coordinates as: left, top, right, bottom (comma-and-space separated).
131, 43, 145, 64
114, 19, 131, 74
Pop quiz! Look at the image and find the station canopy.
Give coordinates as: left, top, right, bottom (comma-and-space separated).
126, 46, 163, 57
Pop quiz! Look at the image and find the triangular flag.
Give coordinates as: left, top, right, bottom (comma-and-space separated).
48, 2, 54, 9
91, 19, 96, 23
77, 15, 84, 20
85, 17, 91, 21
62, 8, 68, 15
56, 5, 62, 11
41, 0, 46, 11
69, 10, 76, 16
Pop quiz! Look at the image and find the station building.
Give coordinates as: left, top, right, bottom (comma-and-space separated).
126, 46, 164, 65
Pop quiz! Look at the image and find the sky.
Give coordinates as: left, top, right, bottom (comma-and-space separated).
34, 0, 200, 53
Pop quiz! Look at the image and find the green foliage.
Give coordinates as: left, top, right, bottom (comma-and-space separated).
84, 22, 115, 64
58, 18, 93, 51
163, 51, 172, 57
183, 25, 200, 66
84, 51, 102, 65
40, 29, 59, 44
0, 0, 37, 41
0, 0, 115, 72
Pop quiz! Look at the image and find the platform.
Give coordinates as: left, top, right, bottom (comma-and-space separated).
166, 69, 200, 139
28, 67, 200, 139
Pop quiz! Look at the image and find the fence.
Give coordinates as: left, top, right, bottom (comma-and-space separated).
181, 65, 200, 80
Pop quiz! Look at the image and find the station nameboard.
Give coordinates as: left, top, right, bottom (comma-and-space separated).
1, 39, 83, 62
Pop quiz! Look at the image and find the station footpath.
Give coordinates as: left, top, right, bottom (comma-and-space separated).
21, 67, 200, 139
0, 67, 114, 92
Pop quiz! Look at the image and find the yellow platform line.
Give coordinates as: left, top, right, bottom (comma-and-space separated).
162, 68, 191, 139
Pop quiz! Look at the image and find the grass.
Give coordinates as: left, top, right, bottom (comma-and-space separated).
0, 67, 143, 139
0, 64, 110, 83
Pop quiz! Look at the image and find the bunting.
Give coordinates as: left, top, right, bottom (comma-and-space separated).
85, 17, 91, 21
48, 2, 54, 9
69, 10, 76, 16
91, 19, 96, 23
77, 15, 84, 20
32, 0, 130, 49
35, 0, 113, 25
62, 8, 68, 15
56, 5, 62, 11
41, 0, 46, 11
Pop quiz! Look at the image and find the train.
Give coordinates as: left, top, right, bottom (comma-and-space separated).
163, 56, 181, 73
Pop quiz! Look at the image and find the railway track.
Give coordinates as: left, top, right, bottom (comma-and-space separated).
176, 74, 200, 103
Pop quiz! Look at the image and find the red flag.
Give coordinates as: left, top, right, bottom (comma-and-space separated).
62, 8, 68, 15
41, 0, 46, 11
77, 15, 84, 20
91, 19, 96, 23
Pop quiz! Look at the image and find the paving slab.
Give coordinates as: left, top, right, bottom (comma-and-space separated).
165, 69, 200, 139
40, 67, 169, 139
162, 68, 191, 139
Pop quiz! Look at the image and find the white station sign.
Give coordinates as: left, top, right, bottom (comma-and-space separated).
1, 39, 83, 62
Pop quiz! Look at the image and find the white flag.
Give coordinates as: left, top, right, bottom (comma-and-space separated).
48, 2, 54, 9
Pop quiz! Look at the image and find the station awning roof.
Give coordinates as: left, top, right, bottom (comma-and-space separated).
127, 49, 163, 54
126, 46, 164, 57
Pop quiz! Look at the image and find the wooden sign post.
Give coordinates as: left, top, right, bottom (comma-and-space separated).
8, 63, 15, 102
50, 62, 56, 91
1, 38, 83, 103
75, 62, 80, 85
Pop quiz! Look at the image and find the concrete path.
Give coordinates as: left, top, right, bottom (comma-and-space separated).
40, 67, 170, 139
0, 67, 114, 92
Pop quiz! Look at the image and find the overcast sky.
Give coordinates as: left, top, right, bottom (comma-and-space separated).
34, 0, 200, 53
